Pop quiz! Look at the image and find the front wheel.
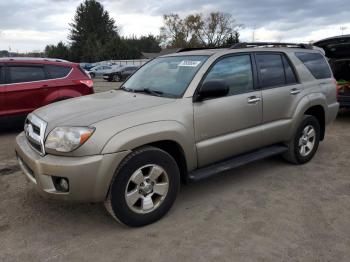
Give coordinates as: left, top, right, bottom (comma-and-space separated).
283, 115, 321, 164
105, 147, 180, 227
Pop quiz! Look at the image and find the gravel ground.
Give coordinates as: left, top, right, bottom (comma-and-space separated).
92, 78, 122, 93
0, 84, 350, 261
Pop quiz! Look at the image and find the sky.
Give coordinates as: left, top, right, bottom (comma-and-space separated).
0, 0, 349, 52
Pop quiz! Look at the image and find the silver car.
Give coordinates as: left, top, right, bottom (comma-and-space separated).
15, 43, 339, 227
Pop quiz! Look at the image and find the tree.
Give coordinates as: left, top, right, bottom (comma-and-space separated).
125, 35, 161, 53
69, 0, 118, 62
224, 31, 240, 46
160, 12, 242, 48
160, 14, 191, 48
45, 42, 70, 60
102, 36, 141, 60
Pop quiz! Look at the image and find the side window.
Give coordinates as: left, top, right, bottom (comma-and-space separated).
46, 65, 71, 79
256, 54, 285, 88
203, 55, 254, 95
295, 52, 332, 79
8, 66, 46, 84
282, 55, 298, 84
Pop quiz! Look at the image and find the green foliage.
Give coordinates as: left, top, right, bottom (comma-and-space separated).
224, 31, 240, 46
125, 35, 162, 53
0, 50, 9, 57
45, 42, 70, 60
69, 0, 117, 61
44, 0, 161, 62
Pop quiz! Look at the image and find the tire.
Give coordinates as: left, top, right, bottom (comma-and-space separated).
112, 74, 120, 82
105, 146, 180, 227
283, 115, 321, 164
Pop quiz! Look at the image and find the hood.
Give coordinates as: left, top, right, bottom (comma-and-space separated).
34, 90, 175, 131
314, 35, 350, 58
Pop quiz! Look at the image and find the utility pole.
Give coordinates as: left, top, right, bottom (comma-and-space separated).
252, 26, 256, 42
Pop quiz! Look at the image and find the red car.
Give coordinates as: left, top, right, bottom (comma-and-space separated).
0, 57, 94, 119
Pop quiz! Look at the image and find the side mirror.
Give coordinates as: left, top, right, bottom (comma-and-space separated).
194, 80, 229, 102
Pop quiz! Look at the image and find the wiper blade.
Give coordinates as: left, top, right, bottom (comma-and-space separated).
133, 88, 164, 96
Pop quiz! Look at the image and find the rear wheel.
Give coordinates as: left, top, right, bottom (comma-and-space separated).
283, 115, 320, 164
105, 147, 180, 227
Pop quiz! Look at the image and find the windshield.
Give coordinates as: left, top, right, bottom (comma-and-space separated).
122, 55, 208, 98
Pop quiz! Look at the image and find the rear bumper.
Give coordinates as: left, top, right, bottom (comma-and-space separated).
15, 132, 130, 202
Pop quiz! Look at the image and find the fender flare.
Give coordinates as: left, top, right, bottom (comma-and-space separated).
101, 121, 197, 171
288, 93, 327, 140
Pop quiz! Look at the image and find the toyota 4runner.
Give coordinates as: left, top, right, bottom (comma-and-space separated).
15, 43, 339, 227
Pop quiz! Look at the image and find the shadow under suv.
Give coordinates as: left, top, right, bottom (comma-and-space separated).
0, 57, 94, 119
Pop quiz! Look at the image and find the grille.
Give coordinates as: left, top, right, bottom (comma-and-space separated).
24, 114, 47, 156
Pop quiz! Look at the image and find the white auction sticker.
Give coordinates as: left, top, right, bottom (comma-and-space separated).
178, 60, 202, 67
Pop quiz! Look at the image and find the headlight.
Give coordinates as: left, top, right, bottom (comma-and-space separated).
45, 127, 95, 152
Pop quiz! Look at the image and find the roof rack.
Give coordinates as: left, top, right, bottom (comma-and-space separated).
176, 47, 227, 53
230, 42, 313, 49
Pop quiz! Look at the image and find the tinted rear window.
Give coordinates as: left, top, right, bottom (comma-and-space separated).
256, 54, 286, 88
295, 52, 332, 79
46, 65, 71, 79
8, 66, 46, 83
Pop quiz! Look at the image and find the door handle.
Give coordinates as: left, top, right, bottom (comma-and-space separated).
290, 88, 301, 95
247, 96, 261, 104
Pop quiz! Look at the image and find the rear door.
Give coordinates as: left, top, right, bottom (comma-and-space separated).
4, 64, 52, 116
194, 53, 263, 167
257, 52, 301, 145
0, 65, 5, 117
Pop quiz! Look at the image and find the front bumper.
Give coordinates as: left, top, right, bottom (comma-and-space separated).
15, 132, 130, 202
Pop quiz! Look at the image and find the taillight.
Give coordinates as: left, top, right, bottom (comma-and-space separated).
74, 79, 93, 88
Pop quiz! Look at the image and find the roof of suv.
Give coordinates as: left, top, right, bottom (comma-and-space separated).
0, 57, 74, 66
161, 43, 323, 57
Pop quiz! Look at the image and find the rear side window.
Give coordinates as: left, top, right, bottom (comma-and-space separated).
204, 54, 254, 95
295, 52, 332, 79
46, 65, 71, 79
256, 54, 285, 88
8, 66, 46, 84
256, 53, 298, 88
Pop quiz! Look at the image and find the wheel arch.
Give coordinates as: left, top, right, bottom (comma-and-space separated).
101, 121, 197, 176
304, 105, 325, 141
291, 93, 327, 141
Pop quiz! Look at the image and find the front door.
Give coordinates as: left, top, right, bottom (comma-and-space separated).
193, 54, 263, 167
